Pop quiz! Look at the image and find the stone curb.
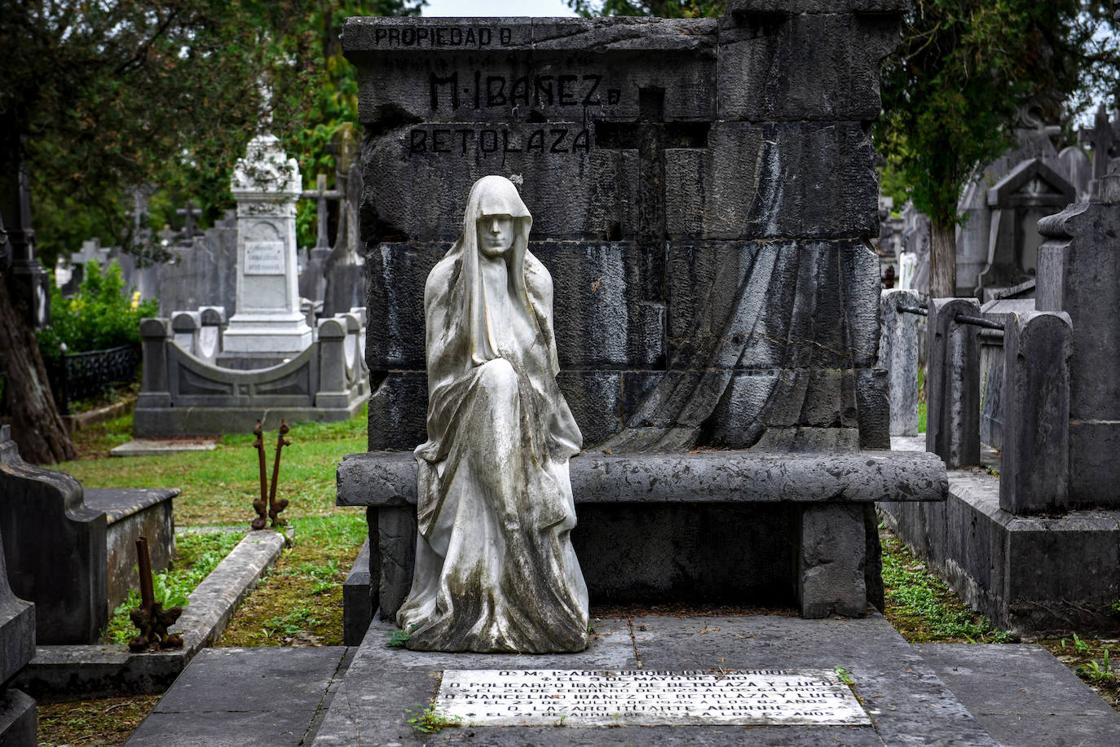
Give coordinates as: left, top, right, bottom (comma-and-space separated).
63, 395, 136, 433
13, 530, 285, 701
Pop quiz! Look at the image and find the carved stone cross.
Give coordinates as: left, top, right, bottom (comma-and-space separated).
175, 200, 202, 237
595, 88, 710, 299
1081, 103, 1119, 196
301, 173, 341, 250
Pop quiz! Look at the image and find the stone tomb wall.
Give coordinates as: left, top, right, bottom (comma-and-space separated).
345, 5, 901, 450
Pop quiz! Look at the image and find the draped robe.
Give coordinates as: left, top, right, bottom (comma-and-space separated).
396, 176, 589, 653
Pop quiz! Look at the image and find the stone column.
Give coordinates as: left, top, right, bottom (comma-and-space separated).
926, 298, 981, 468
1037, 185, 1120, 507
222, 134, 312, 362
998, 311, 1072, 514
879, 290, 921, 437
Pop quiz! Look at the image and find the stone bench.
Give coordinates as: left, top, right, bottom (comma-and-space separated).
337, 449, 946, 629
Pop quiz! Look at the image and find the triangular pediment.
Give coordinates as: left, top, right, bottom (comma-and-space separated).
987, 158, 1075, 207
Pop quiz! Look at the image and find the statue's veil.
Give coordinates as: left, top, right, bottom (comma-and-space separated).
449, 175, 535, 366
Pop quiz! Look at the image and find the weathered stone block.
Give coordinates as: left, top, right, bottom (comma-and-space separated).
343, 539, 373, 646
718, 12, 899, 122
999, 312, 1072, 514
667, 240, 876, 372
367, 241, 666, 371
703, 121, 879, 240
0, 689, 36, 746
926, 298, 981, 468
879, 290, 920, 437
727, 0, 908, 13
367, 372, 428, 451
366, 125, 637, 242
364, 243, 442, 371
857, 367, 891, 449
557, 371, 622, 447
798, 504, 867, 618
347, 18, 717, 126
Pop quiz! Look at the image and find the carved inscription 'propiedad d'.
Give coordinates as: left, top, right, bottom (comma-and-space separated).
434, 670, 870, 727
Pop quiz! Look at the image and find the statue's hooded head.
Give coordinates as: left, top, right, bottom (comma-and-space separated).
452, 175, 536, 365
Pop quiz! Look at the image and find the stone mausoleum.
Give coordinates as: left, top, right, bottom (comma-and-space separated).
339, 1, 944, 629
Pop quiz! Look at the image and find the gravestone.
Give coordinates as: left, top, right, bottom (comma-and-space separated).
220, 133, 312, 367
1037, 149, 1120, 507
155, 213, 239, 317
0, 426, 177, 644
956, 125, 1062, 296
339, 2, 941, 627
976, 158, 1074, 297
0, 507, 35, 745
898, 201, 930, 294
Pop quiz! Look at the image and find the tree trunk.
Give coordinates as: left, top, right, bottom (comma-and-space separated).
0, 272, 76, 464
929, 218, 957, 298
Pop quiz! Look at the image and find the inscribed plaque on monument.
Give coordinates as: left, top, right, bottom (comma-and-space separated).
244, 241, 285, 275
434, 669, 870, 727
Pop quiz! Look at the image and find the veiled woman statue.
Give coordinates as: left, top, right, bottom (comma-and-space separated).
396, 175, 589, 653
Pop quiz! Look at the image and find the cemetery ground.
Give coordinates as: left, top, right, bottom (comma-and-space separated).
29, 402, 1119, 745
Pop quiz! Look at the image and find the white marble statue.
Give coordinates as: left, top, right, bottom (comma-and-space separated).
396, 175, 589, 653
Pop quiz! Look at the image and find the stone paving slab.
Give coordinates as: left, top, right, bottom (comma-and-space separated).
917, 643, 1120, 747
111, 438, 218, 457
128, 647, 352, 747
310, 614, 998, 745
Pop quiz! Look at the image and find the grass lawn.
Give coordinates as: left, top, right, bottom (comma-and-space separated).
38, 406, 370, 746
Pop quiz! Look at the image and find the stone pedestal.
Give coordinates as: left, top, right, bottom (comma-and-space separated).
222, 134, 311, 361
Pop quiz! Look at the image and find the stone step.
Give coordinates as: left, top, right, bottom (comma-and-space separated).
916, 643, 1120, 747
126, 621, 1120, 746
312, 613, 997, 745
126, 647, 353, 747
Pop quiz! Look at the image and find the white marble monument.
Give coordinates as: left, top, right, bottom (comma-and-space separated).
395, 175, 589, 653
222, 133, 312, 357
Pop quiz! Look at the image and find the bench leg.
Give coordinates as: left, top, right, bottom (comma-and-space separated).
375, 505, 416, 620
798, 504, 867, 618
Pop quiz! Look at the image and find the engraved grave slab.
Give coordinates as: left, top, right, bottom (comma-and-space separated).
435, 669, 870, 727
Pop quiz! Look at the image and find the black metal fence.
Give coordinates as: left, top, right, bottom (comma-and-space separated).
45, 344, 141, 415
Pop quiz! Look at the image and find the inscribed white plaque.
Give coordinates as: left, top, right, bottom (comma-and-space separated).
244, 241, 286, 275
434, 669, 870, 727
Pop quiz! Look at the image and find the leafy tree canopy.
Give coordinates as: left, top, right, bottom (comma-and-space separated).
567, 0, 723, 17
877, 0, 1119, 230
0, 0, 423, 268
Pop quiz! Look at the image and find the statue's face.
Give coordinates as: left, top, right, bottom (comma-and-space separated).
478, 214, 515, 257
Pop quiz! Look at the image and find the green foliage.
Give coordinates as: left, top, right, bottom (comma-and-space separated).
36, 261, 158, 357
1077, 649, 1117, 684
881, 530, 1013, 643
876, 1, 1117, 230
103, 531, 244, 646
406, 703, 460, 735
834, 666, 856, 686
387, 628, 412, 648
2, 1, 424, 269
566, 0, 723, 18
